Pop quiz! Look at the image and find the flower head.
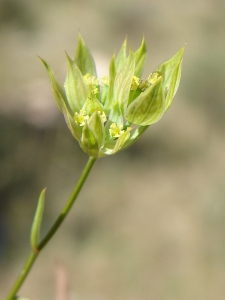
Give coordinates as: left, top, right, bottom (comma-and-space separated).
40, 34, 184, 158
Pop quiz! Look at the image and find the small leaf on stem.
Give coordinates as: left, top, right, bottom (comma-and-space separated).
30, 189, 46, 250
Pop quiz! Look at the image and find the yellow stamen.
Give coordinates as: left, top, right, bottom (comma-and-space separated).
98, 111, 107, 123
130, 76, 140, 90
109, 123, 124, 138
74, 110, 89, 126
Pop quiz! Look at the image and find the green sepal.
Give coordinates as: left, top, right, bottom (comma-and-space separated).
80, 123, 99, 157
134, 37, 147, 77
103, 55, 116, 112
101, 84, 108, 107
88, 111, 105, 150
100, 139, 115, 156
39, 57, 67, 112
155, 47, 184, 109
125, 77, 165, 126
64, 53, 89, 113
100, 129, 131, 156
114, 51, 135, 114
115, 38, 127, 72
75, 34, 97, 76
30, 189, 46, 250
122, 125, 149, 151
112, 128, 131, 154
61, 101, 82, 141
82, 95, 104, 115
105, 101, 123, 136
128, 87, 142, 107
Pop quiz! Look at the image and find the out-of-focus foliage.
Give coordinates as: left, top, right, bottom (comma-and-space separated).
1, 0, 225, 299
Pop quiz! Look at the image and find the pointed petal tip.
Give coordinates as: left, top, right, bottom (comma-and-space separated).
38, 56, 48, 66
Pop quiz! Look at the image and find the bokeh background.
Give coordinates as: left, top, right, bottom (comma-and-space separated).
1, 0, 225, 299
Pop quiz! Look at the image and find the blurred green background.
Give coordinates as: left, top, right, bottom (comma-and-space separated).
1, 0, 225, 299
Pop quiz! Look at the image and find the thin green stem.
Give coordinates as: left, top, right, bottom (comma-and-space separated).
6, 156, 97, 300
6, 251, 38, 300
38, 156, 97, 250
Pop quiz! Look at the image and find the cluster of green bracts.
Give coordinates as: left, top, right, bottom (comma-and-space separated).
41, 35, 184, 158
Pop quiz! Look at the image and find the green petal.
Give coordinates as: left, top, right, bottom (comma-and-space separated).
100, 139, 116, 155
39, 57, 67, 112
125, 77, 165, 126
113, 51, 135, 115
115, 38, 127, 72
121, 125, 149, 151
104, 100, 123, 143
64, 53, 89, 113
134, 37, 147, 77
61, 101, 82, 141
155, 47, 184, 109
106, 100, 123, 129
80, 123, 99, 157
112, 129, 131, 154
100, 128, 131, 156
82, 95, 104, 115
103, 54, 116, 112
75, 34, 97, 76
88, 111, 105, 150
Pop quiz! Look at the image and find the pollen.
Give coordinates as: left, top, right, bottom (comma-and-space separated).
101, 76, 109, 86
109, 123, 124, 138
147, 72, 159, 84
83, 74, 100, 95
138, 72, 160, 91
98, 111, 107, 123
130, 76, 140, 90
74, 110, 89, 126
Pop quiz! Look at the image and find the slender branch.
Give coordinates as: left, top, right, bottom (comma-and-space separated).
5, 251, 38, 300
38, 156, 97, 250
6, 156, 97, 300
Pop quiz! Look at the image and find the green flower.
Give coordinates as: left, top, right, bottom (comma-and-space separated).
40, 34, 184, 158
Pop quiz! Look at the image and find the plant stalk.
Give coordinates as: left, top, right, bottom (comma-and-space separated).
6, 156, 97, 300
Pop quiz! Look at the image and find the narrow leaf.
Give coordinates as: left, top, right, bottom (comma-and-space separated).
106, 100, 123, 128
88, 111, 105, 150
100, 138, 115, 156
75, 34, 96, 76
134, 37, 147, 77
112, 129, 131, 154
82, 96, 104, 115
122, 125, 149, 151
165, 58, 183, 109
155, 47, 184, 108
104, 55, 116, 112
115, 38, 127, 72
39, 57, 66, 112
114, 51, 135, 114
64, 53, 89, 113
125, 78, 165, 126
61, 100, 82, 141
30, 189, 46, 250
80, 124, 99, 157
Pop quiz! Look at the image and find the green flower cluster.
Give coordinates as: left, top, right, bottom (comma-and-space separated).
41, 35, 184, 158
